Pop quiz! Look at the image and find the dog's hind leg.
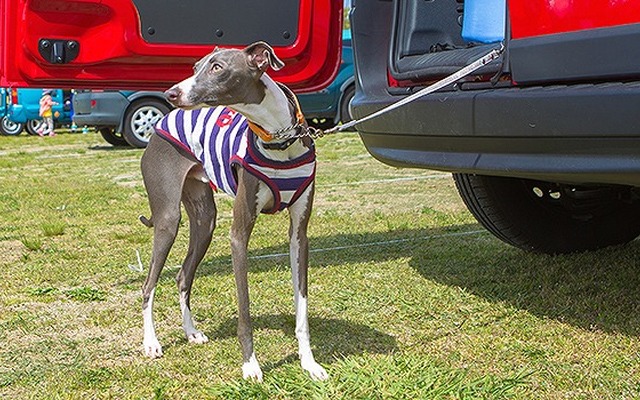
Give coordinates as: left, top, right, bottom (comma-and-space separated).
177, 176, 216, 345
288, 184, 328, 380
140, 135, 196, 358
141, 192, 182, 358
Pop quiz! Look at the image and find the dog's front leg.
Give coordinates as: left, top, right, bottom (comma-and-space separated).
231, 169, 264, 381
289, 184, 328, 381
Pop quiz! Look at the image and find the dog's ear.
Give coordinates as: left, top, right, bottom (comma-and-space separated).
245, 41, 285, 72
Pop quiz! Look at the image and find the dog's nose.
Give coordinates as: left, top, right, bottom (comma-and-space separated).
164, 87, 181, 103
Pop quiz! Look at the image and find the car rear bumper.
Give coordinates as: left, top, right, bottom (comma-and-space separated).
73, 91, 129, 127
353, 81, 640, 186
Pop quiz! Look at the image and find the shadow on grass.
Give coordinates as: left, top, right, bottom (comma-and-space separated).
209, 314, 398, 369
408, 236, 640, 337
151, 222, 640, 350
196, 224, 484, 276
88, 145, 131, 151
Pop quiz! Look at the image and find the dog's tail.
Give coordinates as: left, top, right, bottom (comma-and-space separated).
139, 215, 153, 228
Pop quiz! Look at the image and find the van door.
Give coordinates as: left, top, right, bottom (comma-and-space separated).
0, 0, 343, 92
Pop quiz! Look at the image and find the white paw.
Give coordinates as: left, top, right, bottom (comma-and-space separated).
186, 331, 209, 345
143, 338, 163, 359
301, 358, 329, 381
242, 354, 263, 382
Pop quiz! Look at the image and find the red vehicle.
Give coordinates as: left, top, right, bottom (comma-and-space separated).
2, 0, 640, 254
0, 0, 342, 92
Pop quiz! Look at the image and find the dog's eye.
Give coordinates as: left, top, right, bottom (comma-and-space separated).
211, 64, 223, 73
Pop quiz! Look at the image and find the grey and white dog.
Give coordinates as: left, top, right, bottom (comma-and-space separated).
139, 42, 328, 381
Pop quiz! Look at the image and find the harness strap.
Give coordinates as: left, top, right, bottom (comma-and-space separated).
246, 82, 306, 144
261, 136, 299, 150
247, 121, 274, 142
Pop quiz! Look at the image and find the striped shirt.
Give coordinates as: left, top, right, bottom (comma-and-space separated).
155, 107, 316, 214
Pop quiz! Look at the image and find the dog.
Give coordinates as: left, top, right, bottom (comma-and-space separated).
138, 41, 328, 382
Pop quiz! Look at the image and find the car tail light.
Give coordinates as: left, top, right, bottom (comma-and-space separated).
11, 88, 18, 104
387, 70, 414, 88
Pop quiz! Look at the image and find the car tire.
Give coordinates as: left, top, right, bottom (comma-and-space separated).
25, 119, 43, 136
99, 127, 129, 147
123, 99, 170, 148
0, 116, 24, 136
339, 84, 355, 124
453, 173, 640, 254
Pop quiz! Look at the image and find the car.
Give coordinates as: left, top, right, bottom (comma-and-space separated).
298, 30, 354, 129
7, 88, 73, 135
348, 0, 640, 254
12, 1, 640, 255
72, 90, 171, 148
0, 88, 23, 135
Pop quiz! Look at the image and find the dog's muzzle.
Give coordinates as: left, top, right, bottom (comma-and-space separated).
164, 87, 181, 105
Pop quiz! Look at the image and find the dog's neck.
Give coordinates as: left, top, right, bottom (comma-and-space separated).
230, 74, 297, 138
230, 74, 311, 159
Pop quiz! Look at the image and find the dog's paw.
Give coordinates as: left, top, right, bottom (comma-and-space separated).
143, 338, 163, 359
301, 359, 329, 381
187, 331, 209, 345
242, 354, 263, 382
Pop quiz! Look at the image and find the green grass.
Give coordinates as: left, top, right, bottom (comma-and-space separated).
1, 130, 640, 398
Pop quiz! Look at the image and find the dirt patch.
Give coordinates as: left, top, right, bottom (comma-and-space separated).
0, 240, 25, 265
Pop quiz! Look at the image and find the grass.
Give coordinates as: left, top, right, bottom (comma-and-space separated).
1, 130, 640, 399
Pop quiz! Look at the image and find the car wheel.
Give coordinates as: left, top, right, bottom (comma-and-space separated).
25, 119, 43, 135
453, 173, 640, 254
339, 85, 355, 124
123, 99, 170, 148
99, 127, 129, 147
0, 116, 24, 136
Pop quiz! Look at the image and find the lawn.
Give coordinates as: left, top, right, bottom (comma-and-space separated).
1, 131, 639, 399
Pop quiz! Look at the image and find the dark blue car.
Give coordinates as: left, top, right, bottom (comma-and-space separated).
72, 90, 172, 148
298, 31, 354, 129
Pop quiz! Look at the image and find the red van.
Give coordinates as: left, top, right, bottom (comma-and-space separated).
2, 0, 640, 254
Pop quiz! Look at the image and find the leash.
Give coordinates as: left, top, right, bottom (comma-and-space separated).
273, 44, 504, 141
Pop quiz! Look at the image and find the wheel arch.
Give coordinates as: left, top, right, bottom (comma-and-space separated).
453, 173, 640, 254
117, 92, 172, 133
335, 77, 356, 123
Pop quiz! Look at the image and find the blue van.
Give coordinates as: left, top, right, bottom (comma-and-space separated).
8, 88, 73, 135
0, 88, 23, 135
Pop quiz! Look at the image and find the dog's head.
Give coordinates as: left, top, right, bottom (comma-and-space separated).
165, 41, 285, 109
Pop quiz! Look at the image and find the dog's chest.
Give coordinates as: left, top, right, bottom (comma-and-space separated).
155, 107, 316, 213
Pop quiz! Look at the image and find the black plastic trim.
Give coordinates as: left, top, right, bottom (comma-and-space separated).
132, 0, 298, 46
361, 134, 640, 186
353, 80, 640, 186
